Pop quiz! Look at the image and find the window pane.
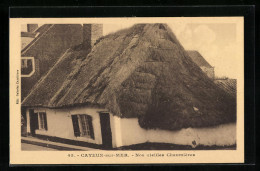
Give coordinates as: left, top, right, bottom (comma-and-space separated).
21, 58, 34, 75
78, 115, 91, 137
41, 113, 44, 129
39, 112, 45, 129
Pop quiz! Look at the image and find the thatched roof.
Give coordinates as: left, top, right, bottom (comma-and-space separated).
22, 24, 236, 130
187, 50, 213, 68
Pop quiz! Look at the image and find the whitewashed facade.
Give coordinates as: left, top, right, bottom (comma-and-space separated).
26, 106, 236, 148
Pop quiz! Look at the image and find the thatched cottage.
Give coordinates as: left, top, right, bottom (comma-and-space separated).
187, 50, 215, 79
22, 24, 236, 149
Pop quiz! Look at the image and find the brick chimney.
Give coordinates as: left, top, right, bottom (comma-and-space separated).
27, 24, 38, 32
82, 24, 103, 49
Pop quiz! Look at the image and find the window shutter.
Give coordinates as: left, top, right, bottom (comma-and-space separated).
43, 113, 48, 130
71, 115, 80, 137
35, 113, 39, 129
87, 115, 95, 140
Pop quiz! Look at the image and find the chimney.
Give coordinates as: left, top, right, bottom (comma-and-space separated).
27, 24, 38, 32
82, 24, 103, 48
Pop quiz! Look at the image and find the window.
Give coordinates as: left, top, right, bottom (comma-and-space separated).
21, 58, 29, 68
21, 57, 35, 77
71, 114, 94, 139
35, 112, 48, 130
39, 112, 46, 130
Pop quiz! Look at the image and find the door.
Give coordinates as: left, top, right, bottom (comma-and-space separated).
29, 109, 38, 136
99, 113, 112, 149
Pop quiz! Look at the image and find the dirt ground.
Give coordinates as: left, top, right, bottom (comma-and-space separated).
21, 143, 57, 151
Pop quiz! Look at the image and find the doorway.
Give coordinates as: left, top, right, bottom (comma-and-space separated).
29, 109, 38, 136
99, 112, 112, 149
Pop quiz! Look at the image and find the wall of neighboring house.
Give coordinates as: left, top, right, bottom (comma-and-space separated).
26, 107, 106, 145
21, 37, 35, 49
200, 66, 215, 79
114, 117, 236, 148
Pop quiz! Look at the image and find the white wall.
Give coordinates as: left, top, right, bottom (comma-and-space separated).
26, 107, 236, 148
26, 107, 108, 145
119, 117, 147, 146
110, 114, 123, 147
26, 111, 30, 133
21, 37, 34, 49
117, 117, 236, 148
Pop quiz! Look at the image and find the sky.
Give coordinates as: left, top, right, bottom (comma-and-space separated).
170, 23, 239, 79
22, 20, 242, 79
102, 22, 240, 79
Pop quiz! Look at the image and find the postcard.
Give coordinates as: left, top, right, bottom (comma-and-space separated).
10, 17, 244, 164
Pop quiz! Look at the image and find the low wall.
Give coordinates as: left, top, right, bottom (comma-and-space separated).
118, 117, 236, 148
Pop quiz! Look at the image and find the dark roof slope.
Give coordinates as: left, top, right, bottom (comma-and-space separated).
21, 24, 53, 53
21, 24, 84, 100
187, 50, 212, 68
214, 79, 237, 98
23, 24, 236, 130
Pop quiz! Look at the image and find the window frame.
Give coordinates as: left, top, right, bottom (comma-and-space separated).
38, 112, 45, 130
78, 114, 91, 137
71, 114, 94, 139
21, 57, 35, 77
35, 112, 48, 131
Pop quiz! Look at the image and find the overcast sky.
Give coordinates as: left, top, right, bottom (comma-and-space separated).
103, 23, 240, 79
22, 21, 241, 79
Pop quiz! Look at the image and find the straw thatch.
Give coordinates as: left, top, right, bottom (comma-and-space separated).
22, 24, 236, 130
